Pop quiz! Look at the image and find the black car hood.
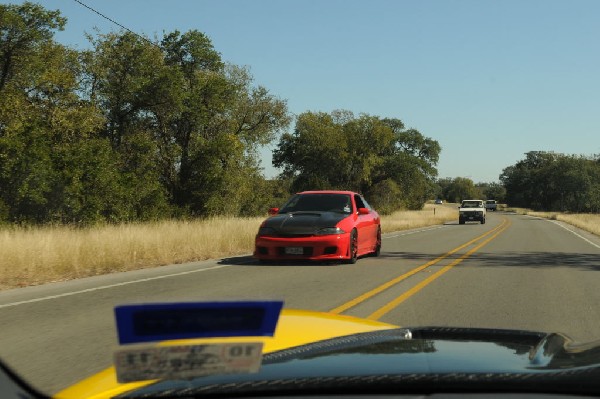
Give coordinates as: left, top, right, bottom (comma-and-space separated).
119, 327, 600, 397
262, 211, 350, 235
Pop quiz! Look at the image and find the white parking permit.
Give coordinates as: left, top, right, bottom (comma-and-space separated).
114, 342, 263, 383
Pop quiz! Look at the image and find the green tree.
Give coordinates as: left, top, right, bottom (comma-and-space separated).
79, 31, 174, 221
376, 119, 441, 209
84, 29, 291, 218
500, 151, 600, 212
476, 182, 506, 202
366, 178, 403, 215
434, 177, 453, 201
0, 2, 67, 195
0, 4, 118, 223
273, 111, 440, 211
273, 111, 349, 191
0, 2, 65, 95
343, 114, 393, 192
443, 177, 481, 203
1, 4, 291, 223
158, 31, 290, 215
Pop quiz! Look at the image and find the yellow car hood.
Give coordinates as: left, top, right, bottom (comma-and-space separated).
55, 309, 395, 399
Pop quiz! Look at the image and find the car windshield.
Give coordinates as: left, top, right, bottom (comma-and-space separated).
1, 1, 600, 398
279, 194, 352, 214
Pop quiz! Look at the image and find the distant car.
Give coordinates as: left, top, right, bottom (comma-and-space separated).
485, 200, 498, 211
435, 199, 443, 204
254, 191, 381, 264
459, 199, 486, 224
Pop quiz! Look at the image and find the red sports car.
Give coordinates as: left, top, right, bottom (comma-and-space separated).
254, 191, 381, 263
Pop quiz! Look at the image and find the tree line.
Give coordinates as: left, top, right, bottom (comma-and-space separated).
1, 3, 292, 223
501, 151, 600, 213
434, 151, 600, 214
435, 178, 506, 203
0, 2, 442, 224
273, 111, 441, 213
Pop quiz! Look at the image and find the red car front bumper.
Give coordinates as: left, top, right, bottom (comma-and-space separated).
254, 233, 351, 261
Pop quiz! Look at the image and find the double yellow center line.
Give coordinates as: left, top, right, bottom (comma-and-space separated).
329, 217, 511, 320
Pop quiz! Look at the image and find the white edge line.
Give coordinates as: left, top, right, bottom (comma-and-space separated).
0, 264, 230, 309
550, 220, 600, 250
3, 225, 450, 308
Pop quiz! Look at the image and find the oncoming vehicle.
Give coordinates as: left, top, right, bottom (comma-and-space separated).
254, 191, 381, 264
435, 198, 443, 204
486, 199, 498, 211
459, 199, 486, 224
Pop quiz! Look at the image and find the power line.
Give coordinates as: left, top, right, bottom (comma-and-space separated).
72, 0, 159, 47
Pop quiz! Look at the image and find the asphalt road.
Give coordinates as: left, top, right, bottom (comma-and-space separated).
1, 211, 600, 395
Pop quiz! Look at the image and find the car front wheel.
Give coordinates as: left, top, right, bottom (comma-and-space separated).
346, 229, 358, 264
372, 226, 381, 257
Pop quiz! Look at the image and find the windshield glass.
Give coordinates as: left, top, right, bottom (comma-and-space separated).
279, 194, 352, 214
1, 1, 600, 397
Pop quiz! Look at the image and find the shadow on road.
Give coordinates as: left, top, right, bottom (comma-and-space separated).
379, 251, 600, 271
217, 255, 343, 267
468, 251, 600, 270
441, 222, 484, 225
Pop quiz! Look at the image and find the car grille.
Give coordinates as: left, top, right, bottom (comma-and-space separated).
276, 233, 314, 238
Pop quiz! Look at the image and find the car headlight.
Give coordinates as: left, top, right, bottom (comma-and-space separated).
316, 227, 346, 235
258, 227, 276, 236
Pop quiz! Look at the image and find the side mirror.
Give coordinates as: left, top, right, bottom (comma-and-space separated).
268, 207, 279, 216
358, 207, 369, 215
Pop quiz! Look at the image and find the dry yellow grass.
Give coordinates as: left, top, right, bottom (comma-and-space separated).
504, 207, 531, 215
1, 205, 459, 290
528, 212, 600, 236
527, 211, 559, 219
381, 203, 457, 234
0, 217, 262, 290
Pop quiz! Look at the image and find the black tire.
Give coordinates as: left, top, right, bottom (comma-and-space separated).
345, 229, 358, 264
481, 217, 486, 224
372, 226, 381, 257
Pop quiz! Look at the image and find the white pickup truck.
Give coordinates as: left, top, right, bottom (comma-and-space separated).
459, 199, 486, 224
485, 200, 498, 211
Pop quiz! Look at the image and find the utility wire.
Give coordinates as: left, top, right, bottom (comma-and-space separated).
72, 0, 159, 47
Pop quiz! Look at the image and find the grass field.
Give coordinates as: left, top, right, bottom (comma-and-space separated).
0, 217, 262, 290
4, 205, 597, 291
381, 203, 457, 233
0, 204, 458, 290
526, 212, 600, 236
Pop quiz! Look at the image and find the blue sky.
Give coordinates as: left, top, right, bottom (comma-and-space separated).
8, 0, 600, 182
